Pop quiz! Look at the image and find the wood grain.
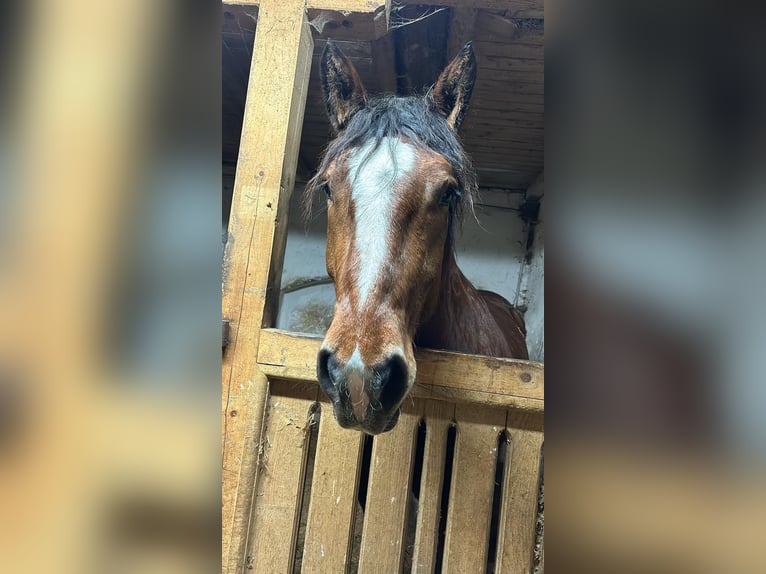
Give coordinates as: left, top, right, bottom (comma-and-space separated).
496, 411, 544, 574
257, 328, 544, 411
442, 404, 508, 573
412, 400, 455, 573
397, 0, 543, 18
357, 405, 420, 571
300, 404, 365, 571
247, 395, 318, 572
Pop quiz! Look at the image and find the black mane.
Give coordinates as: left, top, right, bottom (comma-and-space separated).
304, 93, 477, 243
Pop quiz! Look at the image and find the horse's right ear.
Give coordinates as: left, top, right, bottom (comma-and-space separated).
321, 41, 367, 133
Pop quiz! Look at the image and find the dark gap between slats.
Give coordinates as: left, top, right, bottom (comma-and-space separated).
292, 403, 321, 574
347, 434, 374, 574
403, 418, 427, 571
486, 430, 510, 574
434, 423, 457, 574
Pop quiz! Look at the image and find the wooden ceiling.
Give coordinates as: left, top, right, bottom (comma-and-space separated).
222, 2, 543, 200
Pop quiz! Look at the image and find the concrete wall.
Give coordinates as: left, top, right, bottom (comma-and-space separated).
276, 186, 544, 361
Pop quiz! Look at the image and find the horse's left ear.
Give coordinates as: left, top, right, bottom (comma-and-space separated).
433, 42, 477, 130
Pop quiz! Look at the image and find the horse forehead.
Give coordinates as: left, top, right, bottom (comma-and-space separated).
346, 136, 418, 189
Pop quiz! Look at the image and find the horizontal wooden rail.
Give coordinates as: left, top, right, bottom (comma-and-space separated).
222, 0, 542, 19
222, 0, 385, 12
257, 328, 544, 412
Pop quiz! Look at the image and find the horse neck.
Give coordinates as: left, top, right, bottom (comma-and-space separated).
415, 246, 493, 353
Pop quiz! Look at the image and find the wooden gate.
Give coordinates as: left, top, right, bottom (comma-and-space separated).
221, 1, 544, 572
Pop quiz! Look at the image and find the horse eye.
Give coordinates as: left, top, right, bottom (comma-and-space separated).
439, 186, 459, 207
321, 183, 332, 201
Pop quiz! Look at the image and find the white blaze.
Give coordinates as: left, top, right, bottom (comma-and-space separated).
347, 137, 416, 307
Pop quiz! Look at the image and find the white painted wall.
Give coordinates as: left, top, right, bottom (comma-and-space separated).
276, 185, 544, 361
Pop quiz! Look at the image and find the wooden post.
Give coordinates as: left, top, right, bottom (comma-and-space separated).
221, 1, 313, 571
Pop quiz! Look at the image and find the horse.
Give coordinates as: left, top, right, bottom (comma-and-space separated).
306, 41, 529, 434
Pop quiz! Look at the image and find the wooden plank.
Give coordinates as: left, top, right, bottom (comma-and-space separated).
495, 411, 544, 574
301, 405, 365, 571
307, 0, 391, 40
412, 400, 455, 573
313, 38, 373, 59
472, 90, 543, 104
357, 405, 420, 571
247, 394, 318, 572
308, 0, 386, 11
256, 329, 544, 410
371, 31, 397, 94
221, 1, 313, 571
442, 404, 508, 572
470, 99, 544, 114
476, 67, 545, 83
474, 10, 544, 45
397, 0, 543, 18
477, 172, 543, 191
478, 55, 544, 73
464, 127, 545, 142
463, 116, 545, 129
447, 6, 478, 61
476, 41, 544, 60
475, 81, 545, 96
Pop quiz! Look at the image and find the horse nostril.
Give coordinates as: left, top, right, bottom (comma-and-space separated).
377, 354, 409, 411
317, 349, 341, 402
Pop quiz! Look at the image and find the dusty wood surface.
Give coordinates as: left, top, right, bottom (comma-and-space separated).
257, 328, 544, 410
224, 0, 538, 13
243, 392, 544, 573
246, 394, 317, 572
300, 404, 365, 571
411, 400, 455, 573
220, 0, 313, 571
442, 404, 508, 573
357, 404, 420, 572
496, 411, 544, 574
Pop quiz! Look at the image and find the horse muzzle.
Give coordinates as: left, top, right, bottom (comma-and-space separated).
317, 348, 409, 434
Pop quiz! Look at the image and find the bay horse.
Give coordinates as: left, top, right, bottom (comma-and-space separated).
307, 41, 528, 434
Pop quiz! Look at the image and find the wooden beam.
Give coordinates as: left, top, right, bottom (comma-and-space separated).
221, 0, 313, 571
398, 0, 543, 19
257, 329, 544, 411
307, 0, 391, 40
222, 0, 539, 13
308, 0, 386, 11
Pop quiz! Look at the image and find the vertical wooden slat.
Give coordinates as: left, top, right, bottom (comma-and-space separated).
442, 404, 507, 573
301, 405, 365, 571
248, 392, 318, 572
357, 406, 420, 572
412, 400, 455, 573
221, 0, 314, 571
495, 411, 544, 574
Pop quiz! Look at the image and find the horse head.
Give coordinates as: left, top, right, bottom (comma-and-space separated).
307, 41, 477, 434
